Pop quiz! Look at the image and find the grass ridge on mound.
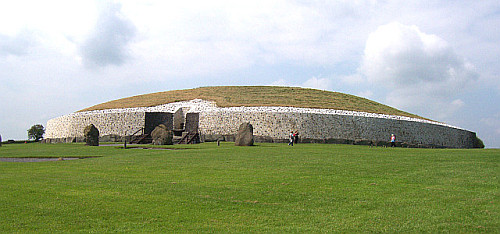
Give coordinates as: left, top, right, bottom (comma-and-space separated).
79, 86, 425, 120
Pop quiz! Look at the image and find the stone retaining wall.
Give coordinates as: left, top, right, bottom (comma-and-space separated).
45, 99, 477, 148
198, 110, 475, 148
46, 111, 145, 138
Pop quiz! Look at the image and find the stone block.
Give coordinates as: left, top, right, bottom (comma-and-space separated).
375, 141, 390, 147
151, 124, 173, 145
254, 135, 274, 143
65, 137, 76, 143
354, 139, 374, 146
235, 122, 254, 146
84, 124, 99, 146
224, 135, 235, 142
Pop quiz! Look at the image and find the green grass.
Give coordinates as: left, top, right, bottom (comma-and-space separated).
0, 143, 498, 232
79, 86, 427, 120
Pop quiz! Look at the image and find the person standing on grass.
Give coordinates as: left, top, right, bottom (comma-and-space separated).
288, 131, 294, 146
294, 130, 299, 144
390, 134, 396, 147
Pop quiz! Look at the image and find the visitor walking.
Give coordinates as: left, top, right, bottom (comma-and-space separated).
288, 131, 294, 146
390, 134, 396, 147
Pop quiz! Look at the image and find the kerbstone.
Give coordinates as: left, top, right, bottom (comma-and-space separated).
235, 122, 254, 146
84, 124, 99, 146
151, 124, 173, 145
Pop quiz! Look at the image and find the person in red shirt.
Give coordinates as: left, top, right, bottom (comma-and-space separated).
390, 134, 396, 147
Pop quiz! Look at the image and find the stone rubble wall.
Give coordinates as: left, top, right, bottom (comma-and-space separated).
45, 99, 211, 139
198, 109, 475, 148
45, 99, 476, 148
46, 111, 145, 138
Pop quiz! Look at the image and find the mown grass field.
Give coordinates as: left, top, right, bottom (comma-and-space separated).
0, 143, 498, 232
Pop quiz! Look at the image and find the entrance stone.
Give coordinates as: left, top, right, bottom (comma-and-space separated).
151, 124, 173, 145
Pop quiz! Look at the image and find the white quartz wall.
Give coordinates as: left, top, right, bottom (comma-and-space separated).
45, 99, 476, 148
199, 110, 475, 148
46, 112, 145, 138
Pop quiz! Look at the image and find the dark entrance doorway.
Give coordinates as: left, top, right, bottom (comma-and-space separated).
185, 113, 199, 133
144, 112, 173, 134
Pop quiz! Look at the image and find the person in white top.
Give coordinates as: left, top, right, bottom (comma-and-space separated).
288, 131, 294, 146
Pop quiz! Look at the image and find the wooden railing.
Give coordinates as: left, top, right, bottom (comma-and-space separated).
177, 132, 200, 144
128, 128, 145, 144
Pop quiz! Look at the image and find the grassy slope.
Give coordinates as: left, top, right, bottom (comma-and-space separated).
0, 143, 498, 232
79, 86, 425, 120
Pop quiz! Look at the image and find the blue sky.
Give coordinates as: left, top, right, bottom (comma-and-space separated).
1, 0, 499, 148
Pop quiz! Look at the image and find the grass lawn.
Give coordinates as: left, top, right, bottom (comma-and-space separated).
0, 143, 498, 232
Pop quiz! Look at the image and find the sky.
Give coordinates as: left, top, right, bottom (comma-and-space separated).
0, 0, 499, 148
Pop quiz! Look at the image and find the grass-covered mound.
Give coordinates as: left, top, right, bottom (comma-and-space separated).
0, 143, 498, 232
80, 86, 424, 119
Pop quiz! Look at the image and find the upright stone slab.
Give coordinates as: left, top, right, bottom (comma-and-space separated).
151, 124, 173, 145
235, 122, 254, 146
84, 124, 99, 146
173, 108, 185, 130
0, 134, 2, 147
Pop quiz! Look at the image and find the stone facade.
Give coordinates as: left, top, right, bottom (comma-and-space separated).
45, 99, 477, 148
46, 111, 145, 138
199, 110, 475, 148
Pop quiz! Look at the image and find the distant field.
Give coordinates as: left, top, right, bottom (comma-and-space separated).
79, 86, 426, 120
0, 143, 498, 232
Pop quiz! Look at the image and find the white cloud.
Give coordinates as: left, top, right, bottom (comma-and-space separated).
80, 2, 136, 68
481, 113, 500, 133
451, 99, 465, 108
357, 90, 373, 99
302, 77, 331, 90
120, 0, 377, 77
0, 30, 36, 56
360, 22, 478, 117
480, 113, 500, 147
443, 99, 466, 119
341, 74, 365, 85
384, 90, 468, 120
267, 77, 331, 91
269, 79, 291, 87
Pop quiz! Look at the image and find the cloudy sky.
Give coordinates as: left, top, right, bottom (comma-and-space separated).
1, 0, 499, 148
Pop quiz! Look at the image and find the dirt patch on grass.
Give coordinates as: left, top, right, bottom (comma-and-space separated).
0, 157, 84, 162
0, 157, 99, 162
123, 146, 187, 150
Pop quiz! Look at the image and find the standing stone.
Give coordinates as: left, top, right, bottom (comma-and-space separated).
151, 124, 173, 145
84, 124, 99, 146
235, 122, 254, 146
0, 134, 2, 147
